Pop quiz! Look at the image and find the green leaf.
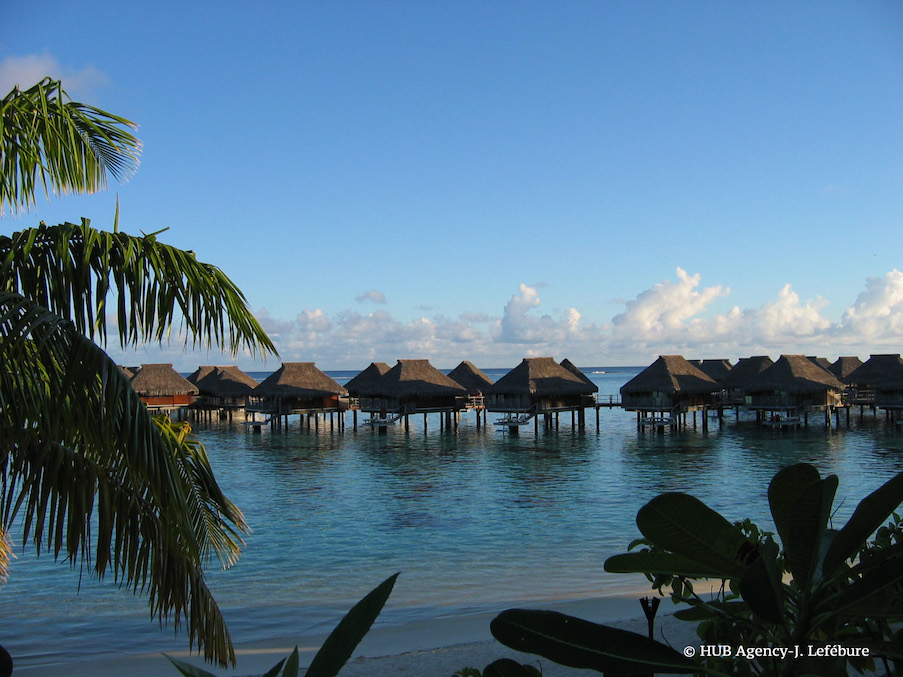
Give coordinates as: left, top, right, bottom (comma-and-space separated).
768, 463, 821, 549
636, 493, 754, 579
604, 550, 728, 578
304, 573, 399, 677
260, 657, 289, 677
738, 536, 784, 624
820, 555, 903, 617
490, 609, 698, 675
280, 646, 299, 677
164, 655, 220, 677
823, 471, 903, 576
785, 475, 838, 588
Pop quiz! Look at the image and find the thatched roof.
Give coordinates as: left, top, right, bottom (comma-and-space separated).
719, 356, 774, 390
344, 362, 391, 396
447, 361, 494, 395
559, 359, 596, 388
845, 354, 903, 386
830, 356, 864, 382
688, 359, 733, 382
188, 365, 259, 397
488, 357, 598, 396
254, 363, 347, 398
621, 355, 717, 395
369, 359, 466, 398
129, 364, 198, 397
118, 365, 137, 379
746, 355, 845, 394
808, 356, 833, 372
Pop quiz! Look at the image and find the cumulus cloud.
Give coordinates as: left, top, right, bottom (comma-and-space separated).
109, 269, 903, 370
355, 289, 387, 304
837, 270, 903, 343
0, 53, 109, 97
611, 268, 728, 343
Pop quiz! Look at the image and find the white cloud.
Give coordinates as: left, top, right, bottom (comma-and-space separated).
610, 268, 729, 343
355, 289, 387, 304
837, 270, 903, 344
0, 53, 109, 98
104, 269, 903, 370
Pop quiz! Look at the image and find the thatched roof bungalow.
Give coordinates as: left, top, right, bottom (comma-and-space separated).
744, 355, 845, 411
364, 359, 467, 413
844, 355, 903, 403
344, 362, 391, 398
251, 362, 348, 413
448, 361, 494, 410
620, 355, 718, 412
688, 359, 733, 382
129, 364, 198, 409
719, 356, 774, 404
188, 365, 258, 409
830, 356, 864, 383
486, 357, 597, 413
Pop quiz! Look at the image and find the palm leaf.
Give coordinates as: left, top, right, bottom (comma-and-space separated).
0, 291, 245, 665
1, 78, 140, 214
0, 221, 277, 357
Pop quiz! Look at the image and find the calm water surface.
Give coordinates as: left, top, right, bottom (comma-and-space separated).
4, 367, 903, 669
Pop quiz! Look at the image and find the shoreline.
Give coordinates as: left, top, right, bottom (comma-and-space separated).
13, 592, 699, 676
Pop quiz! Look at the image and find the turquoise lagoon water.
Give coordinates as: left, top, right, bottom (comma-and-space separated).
4, 367, 903, 669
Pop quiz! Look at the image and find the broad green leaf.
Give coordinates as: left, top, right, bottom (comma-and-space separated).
785, 475, 837, 589
636, 493, 753, 579
738, 536, 784, 624
280, 646, 299, 677
490, 609, 698, 675
604, 550, 728, 579
823, 472, 903, 575
304, 573, 399, 677
768, 463, 822, 550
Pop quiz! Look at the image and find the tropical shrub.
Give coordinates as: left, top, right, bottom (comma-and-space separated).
489, 463, 903, 676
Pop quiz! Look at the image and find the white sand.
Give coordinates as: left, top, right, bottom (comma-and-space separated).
14, 595, 699, 676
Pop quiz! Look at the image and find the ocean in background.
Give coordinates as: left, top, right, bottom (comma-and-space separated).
4, 366, 903, 670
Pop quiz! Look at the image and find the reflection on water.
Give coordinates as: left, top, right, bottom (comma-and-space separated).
3, 368, 903, 668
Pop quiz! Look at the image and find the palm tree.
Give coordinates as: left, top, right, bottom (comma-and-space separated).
0, 78, 277, 667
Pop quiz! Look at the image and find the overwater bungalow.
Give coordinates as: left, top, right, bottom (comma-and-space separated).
688, 358, 733, 382
249, 363, 348, 428
620, 355, 719, 429
829, 356, 864, 383
187, 365, 259, 419
719, 355, 775, 405
129, 364, 198, 411
487, 357, 597, 430
844, 354, 903, 406
363, 359, 467, 428
448, 360, 494, 409
744, 355, 845, 427
345, 362, 391, 402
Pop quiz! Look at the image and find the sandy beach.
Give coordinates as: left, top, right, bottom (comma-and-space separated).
14, 594, 699, 676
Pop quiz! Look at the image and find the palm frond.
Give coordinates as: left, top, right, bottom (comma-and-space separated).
0, 78, 141, 214
0, 291, 246, 665
0, 221, 277, 357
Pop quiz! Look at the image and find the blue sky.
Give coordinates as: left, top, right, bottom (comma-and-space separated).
4, 1, 903, 370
